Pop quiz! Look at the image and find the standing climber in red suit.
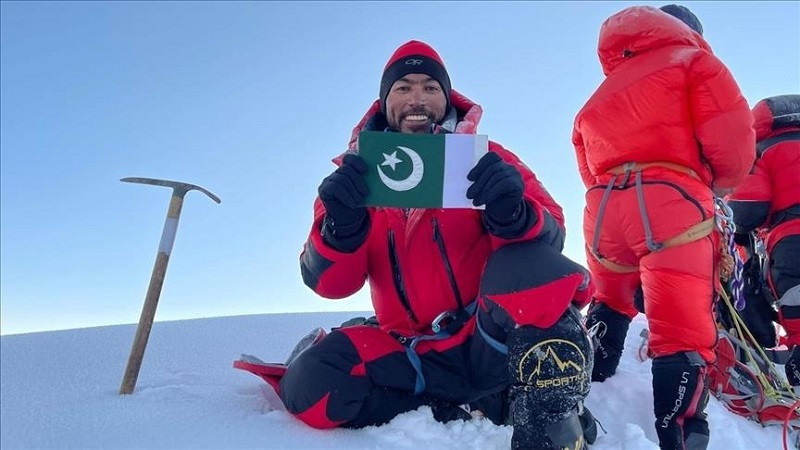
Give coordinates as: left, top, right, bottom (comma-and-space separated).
573, 5, 754, 449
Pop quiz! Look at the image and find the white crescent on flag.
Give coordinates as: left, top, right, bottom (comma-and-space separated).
377, 146, 424, 192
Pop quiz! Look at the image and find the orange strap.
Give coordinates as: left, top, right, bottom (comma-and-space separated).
594, 256, 638, 274
606, 161, 700, 181
592, 218, 716, 273
661, 217, 715, 248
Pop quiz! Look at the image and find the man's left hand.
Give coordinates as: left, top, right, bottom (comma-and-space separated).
467, 152, 524, 224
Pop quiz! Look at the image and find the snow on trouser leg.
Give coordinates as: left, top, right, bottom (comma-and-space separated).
652, 351, 710, 450
507, 307, 593, 450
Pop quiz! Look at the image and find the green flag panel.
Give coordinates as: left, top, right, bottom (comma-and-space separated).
359, 131, 487, 209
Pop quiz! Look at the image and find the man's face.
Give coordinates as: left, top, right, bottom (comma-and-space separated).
385, 73, 447, 134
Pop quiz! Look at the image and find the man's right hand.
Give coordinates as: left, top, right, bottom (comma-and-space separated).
318, 154, 370, 249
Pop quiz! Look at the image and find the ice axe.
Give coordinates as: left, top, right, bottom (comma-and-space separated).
118, 177, 220, 395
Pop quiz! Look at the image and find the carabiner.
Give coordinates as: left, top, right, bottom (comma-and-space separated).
431, 310, 456, 334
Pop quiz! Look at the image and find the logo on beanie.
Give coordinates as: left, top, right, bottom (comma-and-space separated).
376, 146, 424, 192
518, 339, 588, 389
404, 58, 423, 65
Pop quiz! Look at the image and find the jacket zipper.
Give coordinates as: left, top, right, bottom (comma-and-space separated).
388, 230, 419, 323
431, 218, 465, 310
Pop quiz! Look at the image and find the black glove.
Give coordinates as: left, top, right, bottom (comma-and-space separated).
467, 152, 535, 238
318, 154, 370, 252
467, 152, 524, 222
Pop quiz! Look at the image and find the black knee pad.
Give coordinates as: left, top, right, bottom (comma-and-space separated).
507, 308, 592, 449
508, 308, 592, 402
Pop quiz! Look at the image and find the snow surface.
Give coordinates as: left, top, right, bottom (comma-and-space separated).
0, 312, 785, 449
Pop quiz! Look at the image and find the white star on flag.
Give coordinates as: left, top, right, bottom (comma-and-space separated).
381, 151, 402, 171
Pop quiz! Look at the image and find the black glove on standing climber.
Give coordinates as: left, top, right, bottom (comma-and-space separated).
318, 154, 370, 252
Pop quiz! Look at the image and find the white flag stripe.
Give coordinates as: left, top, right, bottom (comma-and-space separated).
442, 134, 488, 208
473, 135, 489, 210
473, 134, 489, 165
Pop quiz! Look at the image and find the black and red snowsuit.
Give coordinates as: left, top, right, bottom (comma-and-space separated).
281, 90, 594, 429
729, 95, 800, 347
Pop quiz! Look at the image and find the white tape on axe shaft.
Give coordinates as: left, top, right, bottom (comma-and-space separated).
158, 218, 179, 254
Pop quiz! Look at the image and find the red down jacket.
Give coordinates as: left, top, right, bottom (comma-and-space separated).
301, 90, 573, 335
729, 95, 800, 346
572, 6, 755, 362
729, 97, 800, 256
573, 6, 754, 190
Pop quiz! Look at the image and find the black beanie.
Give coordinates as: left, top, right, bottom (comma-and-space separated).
379, 40, 451, 114
660, 4, 704, 35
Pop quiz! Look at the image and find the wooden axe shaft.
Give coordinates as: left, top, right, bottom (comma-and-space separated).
119, 177, 219, 395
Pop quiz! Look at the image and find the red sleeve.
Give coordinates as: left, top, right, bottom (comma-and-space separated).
572, 270, 595, 309
688, 51, 755, 191
730, 158, 771, 203
299, 197, 369, 299
488, 143, 566, 249
728, 156, 772, 232
572, 127, 596, 188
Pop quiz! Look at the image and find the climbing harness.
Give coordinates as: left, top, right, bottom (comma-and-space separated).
589, 161, 714, 273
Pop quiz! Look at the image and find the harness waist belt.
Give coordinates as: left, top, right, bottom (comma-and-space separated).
606, 161, 700, 181
593, 218, 715, 273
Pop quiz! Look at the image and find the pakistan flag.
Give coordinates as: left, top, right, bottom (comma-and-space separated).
359, 131, 488, 209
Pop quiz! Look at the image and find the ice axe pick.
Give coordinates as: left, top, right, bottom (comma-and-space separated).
118, 177, 220, 395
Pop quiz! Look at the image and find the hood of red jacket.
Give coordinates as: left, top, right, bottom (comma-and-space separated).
598, 5, 712, 76
752, 95, 800, 142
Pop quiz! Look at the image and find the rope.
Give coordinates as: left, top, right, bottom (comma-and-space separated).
727, 232, 746, 310
719, 287, 797, 400
783, 399, 800, 450
715, 197, 746, 310
720, 287, 777, 398
710, 199, 799, 447
720, 289, 775, 397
